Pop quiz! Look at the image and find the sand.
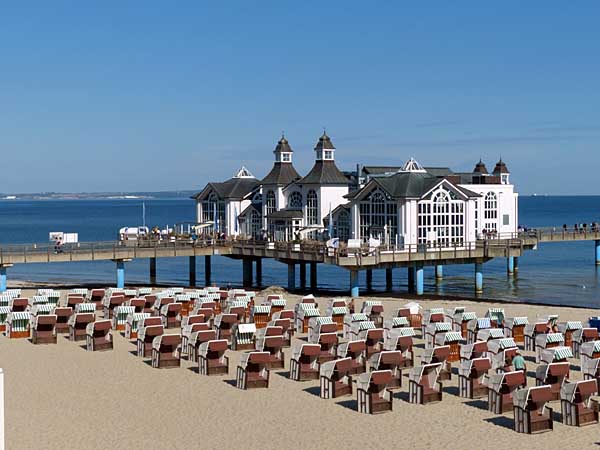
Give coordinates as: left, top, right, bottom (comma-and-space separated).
1, 286, 600, 450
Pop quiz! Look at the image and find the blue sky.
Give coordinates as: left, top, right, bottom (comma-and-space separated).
1, 2, 599, 195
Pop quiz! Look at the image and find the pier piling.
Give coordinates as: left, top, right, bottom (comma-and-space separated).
407, 266, 415, 293
115, 260, 126, 289
475, 262, 484, 293
255, 259, 262, 286
435, 264, 443, 281
415, 263, 424, 296
204, 256, 212, 286
299, 263, 307, 289
149, 258, 157, 285
385, 268, 393, 291
596, 240, 600, 265
242, 258, 253, 287
287, 263, 296, 291
310, 262, 317, 290
350, 270, 360, 297
0, 266, 7, 292
366, 269, 373, 291
189, 256, 196, 287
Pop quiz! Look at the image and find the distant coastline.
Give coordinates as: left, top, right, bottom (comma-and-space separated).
0, 190, 197, 200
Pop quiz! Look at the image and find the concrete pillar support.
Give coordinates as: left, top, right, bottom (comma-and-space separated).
350, 270, 360, 298
149, 258, 157, 285
0, 266, 7, 292
415, 263, 424, 296
288, 263, 296, 291
385, 268, 393, 291
507, 256, 515, 275
300, 263, 307, 289
189, 256, 197, 287
116, 260, 126, 289
435, 264, 443, 281
475, 262, 484, 293
595, 240, 600, 265
366, 269, 373, 291
204, 256, 212, 287
407, 266, 415, 293
243, 258, 253, 287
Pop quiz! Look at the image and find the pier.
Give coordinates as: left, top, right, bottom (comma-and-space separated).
1, 227, 599, 296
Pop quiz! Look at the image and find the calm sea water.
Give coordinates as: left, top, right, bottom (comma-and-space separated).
1, 197, 599, 308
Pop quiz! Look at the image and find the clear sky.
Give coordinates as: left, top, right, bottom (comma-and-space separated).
1, 2, 599, 195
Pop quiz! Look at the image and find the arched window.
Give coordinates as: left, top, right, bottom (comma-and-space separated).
288, 192, 302, 210
201, 192, 225, 231
484, 192, 498, 231
249, 209, 262, 238
306, 190, 318, 225
265, 190, 276, 216
358, 189, 398, 243
417, 187, 464, 246
336, 210, 350, 241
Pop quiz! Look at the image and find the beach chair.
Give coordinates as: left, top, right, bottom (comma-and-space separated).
66, 295, 84, 311
348, 320, 375, 341
86, 320, 113, 351
295, 305, 321, 334
31, 314, 57, 344
572, 328, 599, 358
175, 293, 193, 317
421, 345, 452, 381
152, 296, 175, 316
408, 363, 443, 404
504, 317, 529, 344
137, 287, 152, 297
557, 321, 583, 349
356, 370, 394, 414
487, 338, 518, 373
225, 301, 247, 323
540, 346, 573, 365
535, 333, 564, 363
30, 304, 54, 316
485, 308, 505, 328
236, 351, 271, 390
213, 313, 238, 344
125, 312, 150, 339
250, 304, 271, 329
580, 340, 600, 362
452, 311, 477, 339
75, 302, 96, 314
421, 308, 445, 336
467, 318, 491, 344
127, 298, 146, 313
191, 306, 215, 325
160, 302, 182, 329
582, 354, 600, 386
369, 350, 404, 388
487, 371, 527, 414
397, 302, 423, 329
460, 341, 488, 361
53, 307, 73, 334
524, 322, 548, 352
477, 328, 507, 343
231, 323, 256, 350
103, 294, 126, 319
136, 318, 164, 357
361, 327, 385, 358
151, 334, 181, 368
188, 329, 218, 362
343, 313, 369, 339
319, 357, 353, 399
268, 318, 293, 347
361, 300, 384, 327
458, 357, 491, 399
89, 289, 105, 310
123, 289, 137, 300
326, 299, 348, 331
112, 305, 135, 331
180, 315, 209, 349
0, 307, 10, 333
267, 297, 286, 317
289, 343, 321, 381
9, 298, 29, 312
337, 340, 367, 375
513, 385, 554, 434
255, 326, 285, 369
445, 306, 465, 324
307, 316, 337, 343
69, 288, 88, 298
434, 331, 464, 362
198, 339, 229, 375
142, 295, 156, 314
68, 312, 95, 342
425, 322, 452, 349
560, 379, 599, 427
383, 328, 415, 369
535, 361, 570, 401
383, 317, 410, 338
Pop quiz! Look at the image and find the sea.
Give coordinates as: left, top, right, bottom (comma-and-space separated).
1, 196, 599, 308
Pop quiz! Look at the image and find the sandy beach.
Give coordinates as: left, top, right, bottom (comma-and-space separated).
2, 286, 599, 450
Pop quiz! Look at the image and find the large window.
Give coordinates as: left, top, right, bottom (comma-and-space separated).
418, 188, 464, 246
335, 210, 350, 241
484, 192, 498, 231
358, 189, 398, 243
201, 192, 225, 232
288, 192, 302, 210
265, 190, 276, 216
306, 190, 318, 225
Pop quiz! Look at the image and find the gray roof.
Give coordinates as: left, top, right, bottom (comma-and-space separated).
347, 172, 479, 200
267, 209, 304, 219
298, 161, 349, 185
314, 132, 335, 150
261, 162, 301, 186
493, 159, 510, 174
274, 136, 293, 154
192, 177, 260, 201
362, 166, 453, 178
239, 203, 261, 217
